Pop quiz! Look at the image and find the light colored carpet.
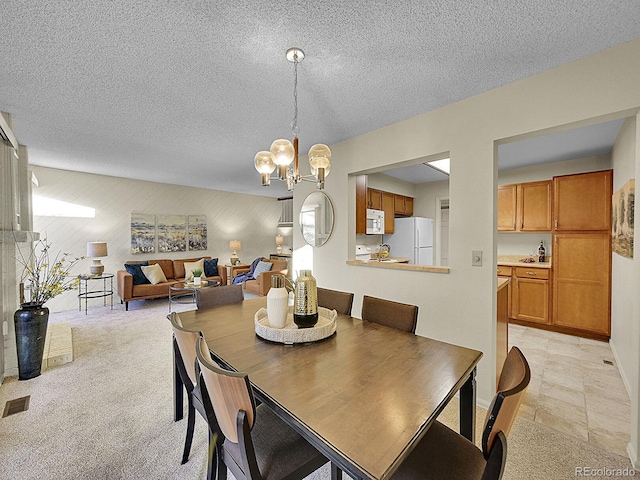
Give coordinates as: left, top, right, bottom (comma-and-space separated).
0, 298, 637, 480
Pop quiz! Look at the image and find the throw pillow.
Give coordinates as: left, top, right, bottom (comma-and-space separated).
141, 263, 168, 285
203, 258, 219, 277
125, 262, 150, 285
183, 258, 204, 280
252, 260, 272, 279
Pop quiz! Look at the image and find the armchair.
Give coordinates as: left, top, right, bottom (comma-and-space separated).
231, 258, 288, 296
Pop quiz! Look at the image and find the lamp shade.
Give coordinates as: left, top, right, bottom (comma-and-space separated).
230, 240, 241, 252
275, 235, 284, 246
87, 242, 108, 258
270, 139, 295, 166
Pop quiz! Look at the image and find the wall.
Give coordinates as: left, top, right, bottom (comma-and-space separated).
609, 117, 638, 450
497, 154, 613, 258
32, 166, 280, 312
367, 173, 416, 197
292, 38, 640, 461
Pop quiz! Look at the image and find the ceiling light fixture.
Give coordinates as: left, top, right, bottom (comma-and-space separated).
254, 47, 331, 191
425, 158, 450, 175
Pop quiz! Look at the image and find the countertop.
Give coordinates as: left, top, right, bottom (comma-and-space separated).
497, 255, 552, 269
346, 259, 449, 274
497, 277, 509, 292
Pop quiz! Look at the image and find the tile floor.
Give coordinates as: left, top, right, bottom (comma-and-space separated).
509, 323, 631, 457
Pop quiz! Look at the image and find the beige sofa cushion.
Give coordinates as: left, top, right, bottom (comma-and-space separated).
184, 259, 204, 281
141, 263, 168, 284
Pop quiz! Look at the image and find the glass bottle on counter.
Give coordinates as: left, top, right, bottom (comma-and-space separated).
538, 240, 546, 263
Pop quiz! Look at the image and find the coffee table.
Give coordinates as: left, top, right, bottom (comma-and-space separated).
168, 280, 220, 312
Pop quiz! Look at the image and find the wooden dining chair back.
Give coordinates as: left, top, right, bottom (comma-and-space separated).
168, 312, 224, 479
196, 336, 329, 480
390, 346, 530, 480
196, 284, 244, 309
317, 287, 354, 315
361, 295, 418, 333
481, 345, 531, 459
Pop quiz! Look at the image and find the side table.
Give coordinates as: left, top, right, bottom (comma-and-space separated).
78, 273, 114, 315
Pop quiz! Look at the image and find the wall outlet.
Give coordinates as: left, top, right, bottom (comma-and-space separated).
472, 250, 482, 267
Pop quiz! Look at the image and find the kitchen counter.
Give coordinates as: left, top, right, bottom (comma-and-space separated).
346, 259, 449, 274
497, 277, 509, 292
497, 254, 552, 269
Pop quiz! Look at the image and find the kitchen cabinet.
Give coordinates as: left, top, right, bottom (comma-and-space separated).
498, 180, 552, 232
356, 175, 367, 234
550, 170, 612, 338
356, 178, 396, 234
497, 265, 512, 318
554, 170, 612, 231
497, 278, 509, 388
553, 232, 611, 336
394, 194, 414, 216
512, 266, 550, 325
368, 188, 382, 210
382, 191, 395, 234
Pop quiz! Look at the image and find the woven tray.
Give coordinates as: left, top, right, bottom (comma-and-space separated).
254, 306, 337, 344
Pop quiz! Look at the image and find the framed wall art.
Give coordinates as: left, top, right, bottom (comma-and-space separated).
612, 179, 635, 259
157, 214, 187, 253
188, 215, 207, 251
131, 213, 156, 254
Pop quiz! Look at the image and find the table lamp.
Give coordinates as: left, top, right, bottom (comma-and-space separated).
87, 241, 108, 275
230, 240, 241, 265
275, 235, 284, 254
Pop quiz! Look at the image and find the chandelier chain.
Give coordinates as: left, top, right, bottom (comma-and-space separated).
291, 56, 300, 137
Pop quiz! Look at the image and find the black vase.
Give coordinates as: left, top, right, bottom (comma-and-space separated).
14, 304, 49, 380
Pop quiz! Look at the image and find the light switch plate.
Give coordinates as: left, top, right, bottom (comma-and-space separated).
472, 250, 482, 267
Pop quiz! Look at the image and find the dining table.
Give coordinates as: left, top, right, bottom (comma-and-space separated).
174, 297, 483, 480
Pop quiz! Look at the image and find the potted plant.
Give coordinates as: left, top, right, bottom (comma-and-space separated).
15, 238, 83, 380
192, 268, 203, 285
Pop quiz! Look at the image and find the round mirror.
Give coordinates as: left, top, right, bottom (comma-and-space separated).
300, 191, 334, 247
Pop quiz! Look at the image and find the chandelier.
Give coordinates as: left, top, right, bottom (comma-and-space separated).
254, 47, 331, 191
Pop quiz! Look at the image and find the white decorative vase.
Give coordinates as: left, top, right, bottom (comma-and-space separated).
267, 275, 288, 328
193, 276, 202, 285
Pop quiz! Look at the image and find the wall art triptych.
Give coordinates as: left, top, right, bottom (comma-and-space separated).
130, 213, 207, 254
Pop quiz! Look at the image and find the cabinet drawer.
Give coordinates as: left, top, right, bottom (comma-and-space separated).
497, 266, 512, 276
514, 267, 549, 280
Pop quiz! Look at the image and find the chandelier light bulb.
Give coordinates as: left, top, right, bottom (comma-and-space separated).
270, 139, 295, 166
308, 144, 332, 178
254, 151, 276, 186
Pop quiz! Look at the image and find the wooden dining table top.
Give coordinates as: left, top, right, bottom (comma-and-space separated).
177, 297, 483, 480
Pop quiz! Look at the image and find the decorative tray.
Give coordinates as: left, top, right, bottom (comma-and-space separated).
254, 306, 337, 344
183, 280, 209, 287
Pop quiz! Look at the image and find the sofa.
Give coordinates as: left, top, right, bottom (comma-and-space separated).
230, 257, 288, 296
117, 256, 226, 310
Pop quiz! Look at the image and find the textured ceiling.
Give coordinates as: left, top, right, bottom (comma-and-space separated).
1, 1, 639, 197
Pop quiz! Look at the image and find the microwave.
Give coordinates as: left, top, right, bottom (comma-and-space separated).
366, 209, 385, 234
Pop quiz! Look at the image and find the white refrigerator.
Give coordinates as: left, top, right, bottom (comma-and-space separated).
383, 217, 434, 265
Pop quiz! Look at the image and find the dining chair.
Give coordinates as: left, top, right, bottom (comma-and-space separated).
195, 335, 329, 480
390, 346, 531, 480
317, 287, 354, 315
196, 284, 244, 309
168, 312, 224, 480
361, 295, 418, 333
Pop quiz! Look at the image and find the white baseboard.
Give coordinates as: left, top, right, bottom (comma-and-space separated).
628, 442, 638, 470
609, 339, 632, 398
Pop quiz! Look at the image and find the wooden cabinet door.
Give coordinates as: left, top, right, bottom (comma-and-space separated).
513, 276, 549, 324
519, 180, 552, 231
382, 192, 395, 233
394, 194, 414, 216
404, 196, 414, 216
554, 170, 612, 231
552, 233, 611, 335
498, 185, 517, 231
368, 189, 382, 210
356, 175, 367, 234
